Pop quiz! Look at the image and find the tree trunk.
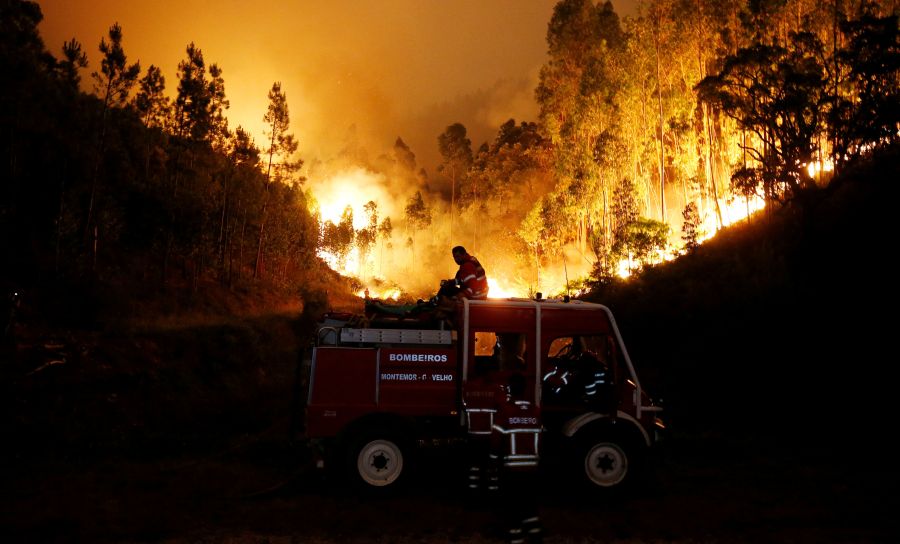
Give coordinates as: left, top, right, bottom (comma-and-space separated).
239, 204, 247, 281
655, 7, 667, 224
450, 166, 456, 244
704, 104, 723, 228
218, 173, 229, 276
55, 163, 67, 278
256, 126, 278, 280
471, 176, 477, 251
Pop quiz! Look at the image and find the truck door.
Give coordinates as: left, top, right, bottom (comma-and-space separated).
465, 329, 537, 403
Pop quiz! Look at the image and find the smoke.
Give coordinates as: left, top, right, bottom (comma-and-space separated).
399, 73, 542, 173
305, 137, 593, 302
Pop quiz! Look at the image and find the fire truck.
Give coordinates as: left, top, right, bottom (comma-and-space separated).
303, 296, 664, 491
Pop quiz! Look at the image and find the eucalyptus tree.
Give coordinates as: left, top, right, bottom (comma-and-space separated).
355, 200, 378, 278
830, 12, 900, 167
393, 137, 417, 174
404, 190, 432, 260
378, 216, 393, 275
321, 206, 355, 269
437, 122, 472, 242
697, 31, 828, 203
536, 0, 626, 256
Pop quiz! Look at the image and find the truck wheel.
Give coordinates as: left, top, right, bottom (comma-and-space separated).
581, 438, 630, 488
347, 430, 410, 489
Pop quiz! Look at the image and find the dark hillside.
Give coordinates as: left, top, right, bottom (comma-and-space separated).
590, 145, 899, 446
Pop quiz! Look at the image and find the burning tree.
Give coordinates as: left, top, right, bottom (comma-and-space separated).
697, 32, 827, 202
404, 191, 432, 260
354, 200, 378, 278
437, 123, 472, 242
681, 202, 701, 253
321, 206, 355, 269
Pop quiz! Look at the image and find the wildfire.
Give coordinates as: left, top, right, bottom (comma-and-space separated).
313, 167, 395, 229
307, 163, 790, 303
311, 167, 403, 280
807, 158, 835, 179
487, 278, 523, 299
357, 286, 402, 301
698, 194, 767, 245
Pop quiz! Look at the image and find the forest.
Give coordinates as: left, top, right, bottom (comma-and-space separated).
1, 0, 898, 307
2, 2, 899, 541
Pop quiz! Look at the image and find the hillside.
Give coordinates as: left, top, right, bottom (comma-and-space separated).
589, 144, 899, 442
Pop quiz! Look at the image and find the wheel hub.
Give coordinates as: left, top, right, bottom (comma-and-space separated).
371, 451, 390, 471
357, 439, 404, 486
585, 442, 627, 487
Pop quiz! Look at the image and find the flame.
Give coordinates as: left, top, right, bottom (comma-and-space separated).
308, 160, 784, 303
487, 277, 523, 299
807, 158, 834, 179
313, 167, 395, 229
311, 167, 401, 281
357, 286, 401, 301
698, 194, 767, 245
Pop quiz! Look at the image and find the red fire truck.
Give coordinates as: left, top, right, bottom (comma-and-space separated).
304, 296, 664, 490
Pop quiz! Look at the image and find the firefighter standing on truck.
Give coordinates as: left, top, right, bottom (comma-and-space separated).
491, 372, 543, 544
452, 245, 488, 300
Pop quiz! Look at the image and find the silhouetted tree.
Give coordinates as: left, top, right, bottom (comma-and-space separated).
697, 31, 827, 202
393, 137, 417, 172
437, 123, 472, 240
830, 13, 900, 167
85, 22, 140, 269
321, 206, 354, 268
681, 201, 701, 252
57, 38, 87, 92
133, 64, 168, 129
405, 190, 431, 259
255, 81, 301, 279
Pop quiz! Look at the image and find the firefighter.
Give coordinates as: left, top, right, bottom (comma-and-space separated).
452, 246, 489, 300
462, 360, 506, 494
490, 372, 543, 544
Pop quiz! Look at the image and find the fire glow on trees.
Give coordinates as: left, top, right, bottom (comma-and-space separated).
308, 166, 589, 300
306, 166, 773, 302
300, 1, 897, 302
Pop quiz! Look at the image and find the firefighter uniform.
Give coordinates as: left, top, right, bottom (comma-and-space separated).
490, 394, 542, 543
455, 253, 489, 300
463, 373, 508, 492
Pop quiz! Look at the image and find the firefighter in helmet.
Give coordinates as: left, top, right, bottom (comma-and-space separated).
432, 246, 488, 324
452, 245, 488, 300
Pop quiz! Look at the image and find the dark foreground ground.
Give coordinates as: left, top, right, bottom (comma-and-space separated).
2, 303, 899, 543
3, 424, 898, 544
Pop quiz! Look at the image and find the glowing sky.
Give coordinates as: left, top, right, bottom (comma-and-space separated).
37, 0, 637, 170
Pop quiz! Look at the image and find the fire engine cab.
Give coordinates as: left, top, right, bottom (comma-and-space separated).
304, 296, 663, 490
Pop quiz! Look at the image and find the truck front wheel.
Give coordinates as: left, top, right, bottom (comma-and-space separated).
346, 430, 411, 490
582, 440, 630, 488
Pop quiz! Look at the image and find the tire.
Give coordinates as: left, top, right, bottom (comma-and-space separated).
579, 436, 633, 489
346, 429, 411, 490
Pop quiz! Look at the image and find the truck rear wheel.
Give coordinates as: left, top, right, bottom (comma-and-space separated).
346, 429, 411, 490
